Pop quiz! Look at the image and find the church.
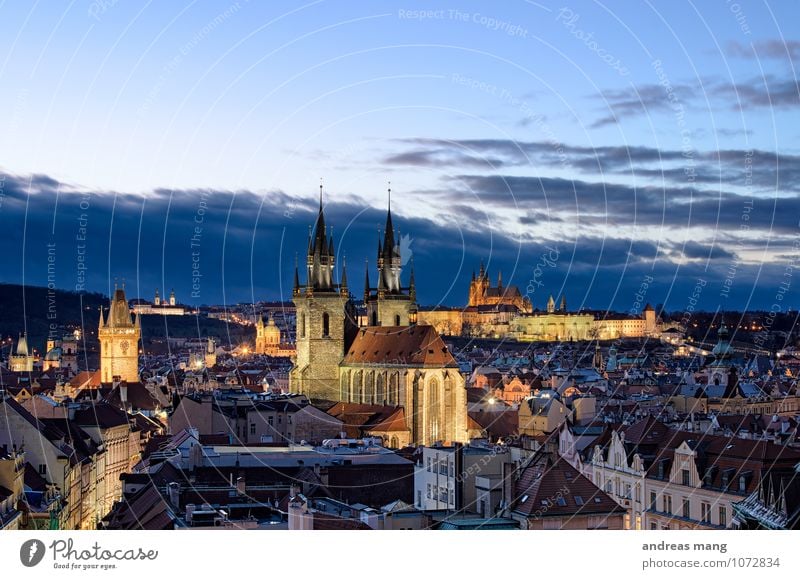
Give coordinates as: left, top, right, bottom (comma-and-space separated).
468, 262, 532, 313
289, 186, 468, 446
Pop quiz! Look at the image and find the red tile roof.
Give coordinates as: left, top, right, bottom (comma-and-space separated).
342, 325, 457, 367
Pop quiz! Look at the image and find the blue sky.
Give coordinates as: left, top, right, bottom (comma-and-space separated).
1, 1, 799, 312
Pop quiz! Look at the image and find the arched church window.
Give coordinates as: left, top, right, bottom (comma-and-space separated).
376, 373, 386, 404
354, 371, 363, 402
322, 313, 330, 337
395, 314, 401, 326
365, 371, 375, 403
299, 313, 306, 338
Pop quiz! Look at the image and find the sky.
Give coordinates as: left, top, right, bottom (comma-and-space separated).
1, 0, 799, 313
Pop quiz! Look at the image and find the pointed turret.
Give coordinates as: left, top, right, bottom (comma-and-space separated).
497, 270, 503, 290
340, 255, 348, 296
16, 334, 29, 357
560, 295, 567, 312
293, 254, 300, 295
99, 306, 106, 329
305, 182, 335, 291
382, 183, 395, 260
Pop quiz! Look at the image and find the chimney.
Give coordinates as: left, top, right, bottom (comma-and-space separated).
167, 482, 180, 508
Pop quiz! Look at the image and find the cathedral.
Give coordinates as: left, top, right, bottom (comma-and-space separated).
99, 285, 141, 383
468, 262, 532, 313
289, 186, 468, 446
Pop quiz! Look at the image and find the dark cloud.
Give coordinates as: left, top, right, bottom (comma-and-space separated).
727, 39, 800, 61
1, 170, 797, 312
591, 74, 799, 128
445, 173, 800, 235
383, 137, 800, 192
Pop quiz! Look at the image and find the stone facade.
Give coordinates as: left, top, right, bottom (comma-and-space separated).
99, 286, 141, 384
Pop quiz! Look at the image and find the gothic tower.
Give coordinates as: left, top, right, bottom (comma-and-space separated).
364, 186, 416, 327
204, 337, 217, 368
468, 261, 490, 307
99, 284, 141, 383
9, 333, 34, 372
289, 184, 354, 400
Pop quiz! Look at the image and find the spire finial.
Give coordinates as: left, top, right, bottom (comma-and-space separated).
319, 178, 323, 209
388, 180, 391, 212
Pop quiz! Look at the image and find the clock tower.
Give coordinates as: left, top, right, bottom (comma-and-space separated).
99, 284, 141, 383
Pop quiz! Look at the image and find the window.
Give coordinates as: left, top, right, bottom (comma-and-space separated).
701, 502, 711, 524
440, 487, 448, 504
574, 496, 584, 506
663, 495, 672, 515
426, 458, 432, 472
625, 483, 632, 499
395, 314, 401, 326
650, 492, 657, 511
250, 423, 256, 435
426, 484, 431, 499
268, 416, 274, 426
683, 498, 690, 519
650, 522, 657, 530
417, 491, 422, 507
556, 496, 567, 507
38, 464, 47, 476
682, 469, 690, 486
322, 313, 330, 337
287, 415, 292, 425
299, 313, 306, 338
449, 490, 454, 506
719, 506, 727, 527
738, 475, 747, 493
449, 461, 454, 477
278, 415, 282, 424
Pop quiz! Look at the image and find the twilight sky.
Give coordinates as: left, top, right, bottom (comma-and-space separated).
1, 1, 799, 313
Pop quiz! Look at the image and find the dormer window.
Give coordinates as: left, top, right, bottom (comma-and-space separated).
739, 475, 746, 493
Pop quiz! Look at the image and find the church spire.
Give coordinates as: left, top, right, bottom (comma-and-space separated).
382, 182, 395, 260
340, 254, 348, 296
293, 253, 300, 295
306, 181, 335, 291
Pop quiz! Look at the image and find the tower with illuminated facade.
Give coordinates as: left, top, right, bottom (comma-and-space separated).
99, 285, 141, 383
289, 185, 355, 400
8, 334, 34, 372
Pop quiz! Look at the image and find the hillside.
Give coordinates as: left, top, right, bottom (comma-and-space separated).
0, 283, 253, 353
